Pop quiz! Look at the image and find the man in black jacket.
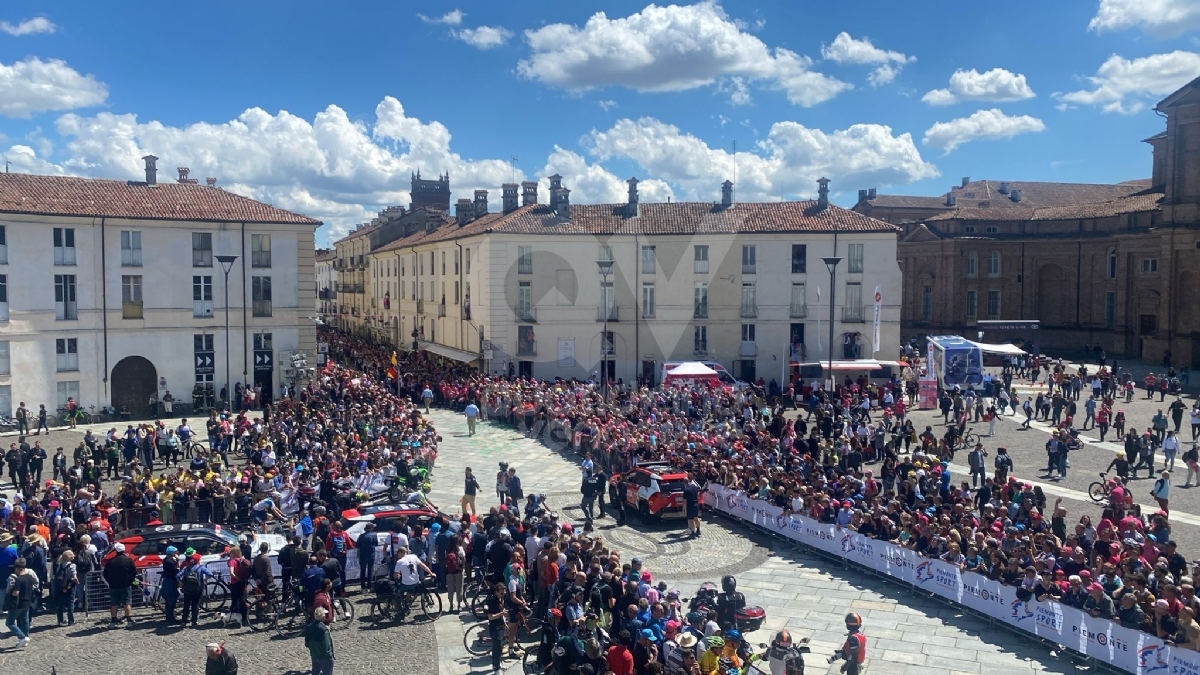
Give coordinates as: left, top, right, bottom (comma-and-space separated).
102, 542, 137, 625
205, 642, 239, 675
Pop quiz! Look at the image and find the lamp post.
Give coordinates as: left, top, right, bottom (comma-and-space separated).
822, 256, 842, 391
596, 259, 614, 401
215, 254, 239, 410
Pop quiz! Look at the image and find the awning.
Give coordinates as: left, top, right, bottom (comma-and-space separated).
969, 341, 1027, 355
794, 360, 884, 371
418, 341, 480, 363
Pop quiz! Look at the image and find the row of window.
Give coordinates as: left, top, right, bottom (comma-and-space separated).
514, 243, 867, 276
0, 273, 274, 321
380, 249, 470, 279
375, 280, 464, 306
0, 227, 273, 269
964, 249, 1159, 280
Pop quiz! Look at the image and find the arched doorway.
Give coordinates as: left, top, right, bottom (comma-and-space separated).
1036, 264, 1066, 326
111, 356, 157, 414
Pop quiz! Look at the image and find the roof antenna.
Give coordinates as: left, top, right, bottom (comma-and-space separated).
731, 140, 737, 204
510, 156, 518, 183
4, 157, 9, 173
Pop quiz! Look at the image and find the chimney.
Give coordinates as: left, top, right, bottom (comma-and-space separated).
557, 188, 571, 219
521, 180, 539, 206
206, 177, 217, 188
142, 155, 158, 185
455, 198, 473, 225
721, 180, 734, 208
946, 192, 957, 207
501, 183, 519, 212
549, 174, 565, 211
816, 177, 830, 210
858, 189, 868, 203
626, 177, 639, 217
997, 181, 1010, 195
1010, 189, 1022, 202
176, 167, 198, 184
868, 187, 877, 199
474, 189, 488, 218
961, 176, 970, 188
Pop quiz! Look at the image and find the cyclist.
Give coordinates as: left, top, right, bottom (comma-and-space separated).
504, 562, 529, 659
393, 545, 434, 613
251, 492, 286, 532
406, 482, 438, 511
176, 419, 194, 457
699, 636, 725, 675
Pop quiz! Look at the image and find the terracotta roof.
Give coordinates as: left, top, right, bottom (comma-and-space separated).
926, 192, 1162, 223
373, 200, 896, 251
333, 223, 381, 245
864, 195, 953, 209
315, 249, 336, 261
0, 172, 319, 225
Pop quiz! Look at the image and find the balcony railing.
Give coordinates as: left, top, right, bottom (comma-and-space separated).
438, 303, 446, 317
790, 304, 808, 318
597, 306, 619, 322
694, 260, 709, 274
252, 251, 272, 268
739, 341, 758, 358
742, 264, 756, 275
417, 299, 425, 314
252, 300, 273, 317
694, 302, 708, 319
693, 344, 708, 356
121, 249, 142, 266
193, 300, 213, 318
740, 303, 758, 318
516, 306, 537, 323
518, 262, 532, 275
518, 340, 537, 357
122, 301, 143, 319
842, 306, 865, 322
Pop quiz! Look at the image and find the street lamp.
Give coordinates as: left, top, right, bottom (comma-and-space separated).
215, 254, 239, 411
822, 256, 842, 391
596, 259, 614, 401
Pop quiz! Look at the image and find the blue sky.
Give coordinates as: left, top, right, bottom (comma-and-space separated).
0, 1, 1198, 244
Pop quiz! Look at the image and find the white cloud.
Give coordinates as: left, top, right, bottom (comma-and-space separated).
0, 144, 67, 174
922, 108, 1045, 154
417, 10, 464, 26
0, 17, 56, 36
585, 116, 938, 201
451, 25, 512, 50
541, 146, 675, 205
1054, 51, 1200, 114
46, 97, 522, 242
598, 100, 618, 111
517, 1, 850, 106
1089, 0, 1200, 37
821, 32, 913, 87
0, 57, 107, 118
921, 68, 1035, 105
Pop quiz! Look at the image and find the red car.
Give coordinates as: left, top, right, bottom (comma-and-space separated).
103, 523, 286, 570
608, 463, 689, 521
340, 503, 440, 543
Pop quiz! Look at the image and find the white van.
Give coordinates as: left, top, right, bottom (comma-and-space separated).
659, 361, 750, 390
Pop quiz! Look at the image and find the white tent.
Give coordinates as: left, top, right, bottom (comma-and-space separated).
969, 341, 1027, 355
666, 362, 719, 376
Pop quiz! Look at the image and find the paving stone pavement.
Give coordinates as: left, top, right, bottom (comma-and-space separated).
424, 410, 1078, 675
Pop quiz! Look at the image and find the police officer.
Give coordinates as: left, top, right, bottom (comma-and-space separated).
828, 613, 866, 675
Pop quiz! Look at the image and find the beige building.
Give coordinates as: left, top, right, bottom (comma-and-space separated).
359, 176, 902, 384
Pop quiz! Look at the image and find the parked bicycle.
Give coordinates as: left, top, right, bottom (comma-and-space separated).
245, 579, 280, 632
372, 576, 441, 623
463, 606, 541, 656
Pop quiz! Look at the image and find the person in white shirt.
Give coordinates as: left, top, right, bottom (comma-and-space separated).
393, 546, 433, 595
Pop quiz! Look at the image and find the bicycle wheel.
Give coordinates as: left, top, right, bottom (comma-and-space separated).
330, 597, 355, 629
201, 580, 229, 613
418, 588, 443, 622
964, 433, 979, 447
1088, 482, 1107, 503
470, 588, 489, 620
247, 597, 279, 632
517, 617, 542, 645
276, 602, 306, 637
464, 623, 492, 656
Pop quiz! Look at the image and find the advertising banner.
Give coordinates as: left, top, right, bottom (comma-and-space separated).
701, 484, 1198, 673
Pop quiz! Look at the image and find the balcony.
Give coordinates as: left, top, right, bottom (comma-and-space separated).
438, 303, 446, 317
694, 302, 708, 319
694, 260, 709, 274
516, 306, 537, 323
193, 300, 213, 318
517, 340, 537, 357
417, 299, 425, 314
252, 300, 273, 317
739, 341, 758, 358
740, 303, 758, 318
842, 306, 865, 323
790, 304, 808, 318
122, 301, 143, 319
597, 306, 619, 322
121, 249, 142, 266
742, 263, 756, 275
518, 261, 533, 275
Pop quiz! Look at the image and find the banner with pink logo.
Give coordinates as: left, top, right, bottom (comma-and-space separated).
703, 484, 1199, 674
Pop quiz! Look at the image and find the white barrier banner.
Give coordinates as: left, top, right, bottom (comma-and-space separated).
702, 484, 1198, 674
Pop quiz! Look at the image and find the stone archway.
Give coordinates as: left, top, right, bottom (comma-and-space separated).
1036, 263, 1066, 326
111, 356, 157, 414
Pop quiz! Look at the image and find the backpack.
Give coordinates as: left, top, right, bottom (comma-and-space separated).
181, 564, 203, 595
444, 551, 461, 574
